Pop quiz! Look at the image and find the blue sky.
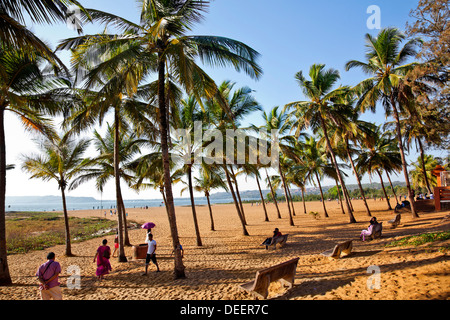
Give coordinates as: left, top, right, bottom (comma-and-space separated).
7, 0, 439, 200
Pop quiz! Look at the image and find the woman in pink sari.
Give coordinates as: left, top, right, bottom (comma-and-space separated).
93, 239, 112, 280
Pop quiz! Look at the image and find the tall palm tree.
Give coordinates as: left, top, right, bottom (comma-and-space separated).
58, 0, 262, 278
21, 131, 90, 257
345, 27, 423, 218
286, 64, 357, 223
293, 136, 332, 218
70, 124, 146, 246
193, 162, 228, 231
356, 126, 402, 210
0, 43, 70, 285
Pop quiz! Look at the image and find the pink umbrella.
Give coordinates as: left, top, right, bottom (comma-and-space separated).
141, 222, 155, 229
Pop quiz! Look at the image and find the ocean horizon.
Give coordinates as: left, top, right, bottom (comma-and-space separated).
5, 195, 261, 212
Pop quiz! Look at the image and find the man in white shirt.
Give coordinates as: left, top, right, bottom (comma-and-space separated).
143, 233, 160, 275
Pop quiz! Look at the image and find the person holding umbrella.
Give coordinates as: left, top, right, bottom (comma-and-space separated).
141, 222, 155, 242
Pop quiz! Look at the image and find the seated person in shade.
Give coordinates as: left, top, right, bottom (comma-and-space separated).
360, 217, 377, 241
261, 228, 282, 248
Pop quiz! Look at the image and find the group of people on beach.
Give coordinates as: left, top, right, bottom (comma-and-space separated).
35, 230, 161, 300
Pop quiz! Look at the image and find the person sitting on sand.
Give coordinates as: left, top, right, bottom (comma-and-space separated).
261, 228, 282, 248
360, 217, 378, 241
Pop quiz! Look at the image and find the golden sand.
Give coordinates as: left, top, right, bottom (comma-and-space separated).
1, 198, 449, 300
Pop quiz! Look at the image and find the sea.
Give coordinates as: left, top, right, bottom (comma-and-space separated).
5, 195, 261, 212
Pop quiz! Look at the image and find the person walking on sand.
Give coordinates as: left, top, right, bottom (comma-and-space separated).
93, 239, 112, 280
36, 252, 62, 300
142, 233, 160, 275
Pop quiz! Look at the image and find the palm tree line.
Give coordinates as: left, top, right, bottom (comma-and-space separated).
0, 1, 448, 285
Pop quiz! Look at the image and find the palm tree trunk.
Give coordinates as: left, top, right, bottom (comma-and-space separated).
376, 169, 392, 210
417, 138, 432, 194
265, 168, 282, 219
315, 171, 329, 218
255, 175, 269, 221
158, 53, 185, 278
286, 183, 296, 216
347, 150, 371, 216
223, 165, 249, 235
114, 109, 127, 263
187, 165, 202, 246
205, 191, 215, 231
320, 117, 356, 223
391, 101, 419, 218
334, 179, 346, 214
119, 197, 131, 246
229, 165, 247, 225
0, 107, 12, 285
279, 163, 294, 226
385, 171, 399, 205
60, 184, 72, 256
301, 187, 307, 214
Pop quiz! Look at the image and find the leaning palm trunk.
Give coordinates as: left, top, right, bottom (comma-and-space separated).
114, 110, 127, 262
320, 117, 356, 223
286, 184, 296, 216
301, 187, 307, 214
315, 172, 329, 218
60, 184, 73, 256
376, 169, 392, 210
279, 163, 294, 226
334, 180, 346, 214
255, 175, 269, 222
119, 197, 131, 246
158, 55, 185, 278
223, 164, 249, 235
391, 101, 419, 218
265, 168, 282, 219
347, 150, 371, 216
385, 171, 399, 205
0, 108, 11, 285
187, 165, 202, 246
205, 191, 215, 231
229, 166, 247, 225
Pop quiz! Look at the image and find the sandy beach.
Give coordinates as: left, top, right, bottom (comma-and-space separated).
1, 198, 449, 300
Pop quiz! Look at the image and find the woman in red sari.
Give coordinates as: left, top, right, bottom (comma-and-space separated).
93, 239, 112, 280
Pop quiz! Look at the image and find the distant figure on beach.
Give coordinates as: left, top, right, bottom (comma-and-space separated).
36, 252, 62, 300
261, 228, 282, 248
143, 233, 160, 275
360, 217, 378, 241
112, 231, 119, 258
93, 239, 112, 280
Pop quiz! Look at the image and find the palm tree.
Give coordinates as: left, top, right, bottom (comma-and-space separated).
193, 162, 228, 230
173, 95, 204, 246
356, 126, 402, 210
345, 27, 423, 218
294, 136, 332, 218
0, 0, 87, 68
410, 154, 439, 192
0, 43, 70, 285
286, 64, 357, 223
58, 0, 262, 278
21, 131, 90, 256
70, 124, 146, 247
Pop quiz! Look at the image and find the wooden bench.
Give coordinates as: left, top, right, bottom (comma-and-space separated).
435, 187, 450, 211
369, 222, 383, 240
265, 234, 289, 250
239, 258, 299, 299
388, 214, 401, 229
321, 240, 353, 259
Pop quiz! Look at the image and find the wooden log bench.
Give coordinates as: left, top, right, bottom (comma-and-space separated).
239, 258, 299, 299
370, 222, 383, 240
388, 214, 401, 229
321, 240, 353, 259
